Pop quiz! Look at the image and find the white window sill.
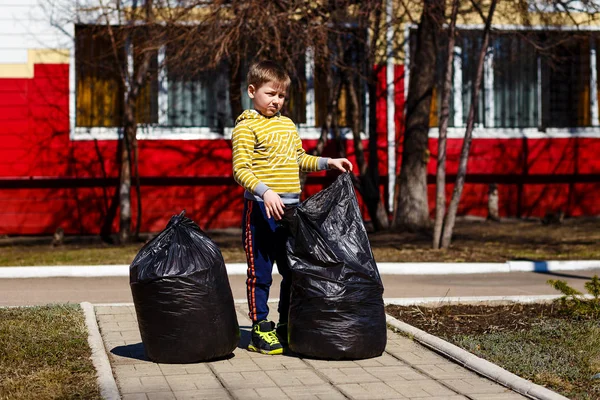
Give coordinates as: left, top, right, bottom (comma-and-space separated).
428, 126, 600, 139
71, 126, 368, 141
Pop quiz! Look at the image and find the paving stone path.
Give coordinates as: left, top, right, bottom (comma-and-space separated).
96, 304, 526, 400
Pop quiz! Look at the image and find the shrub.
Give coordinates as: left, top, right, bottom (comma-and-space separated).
547, 275, 600, 319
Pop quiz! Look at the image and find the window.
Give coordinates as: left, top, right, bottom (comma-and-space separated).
165, 42, 232, 130
313, 30, 368, 133
492, 33, 538, 128
541, 32, 591, 128
75, 25, 125, 127
75, 25, 158, 128
422, 29, 599, 130
74, 25, 369, 138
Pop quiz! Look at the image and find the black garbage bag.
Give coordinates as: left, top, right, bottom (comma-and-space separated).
130, 211, 239, 363
286, 173, 387, 360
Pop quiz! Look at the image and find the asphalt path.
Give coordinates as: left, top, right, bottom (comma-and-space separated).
0, 269, 597, 307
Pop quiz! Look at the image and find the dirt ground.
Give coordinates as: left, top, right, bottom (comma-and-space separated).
386, 302, 562, 336
1, 217, 599, 265
212, 217, 600, 263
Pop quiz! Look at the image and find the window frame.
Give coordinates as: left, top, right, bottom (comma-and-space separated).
70, 24, 369, 141
405, 23, 600, 139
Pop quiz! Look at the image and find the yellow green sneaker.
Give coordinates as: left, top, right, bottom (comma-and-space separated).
248, 320, 283, 355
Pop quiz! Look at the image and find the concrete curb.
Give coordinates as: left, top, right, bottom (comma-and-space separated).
385, 294, 594, 305
0, 260, 599, 278
91, 293, 595, 308
80, 302, 120, 400
385, 314, 569, 400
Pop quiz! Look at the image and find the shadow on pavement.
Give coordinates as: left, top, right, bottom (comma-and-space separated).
238, 326, 251, 349
534, 270, 594, 280
111, 342, 149, 361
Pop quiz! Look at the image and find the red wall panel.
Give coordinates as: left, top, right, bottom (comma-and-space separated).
1, 62, 600, 235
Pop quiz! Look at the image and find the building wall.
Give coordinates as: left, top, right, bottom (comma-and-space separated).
0, 1, 599, 236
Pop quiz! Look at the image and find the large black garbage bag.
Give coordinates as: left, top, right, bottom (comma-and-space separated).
286, 173, 386, 360
130, 211, 239, 363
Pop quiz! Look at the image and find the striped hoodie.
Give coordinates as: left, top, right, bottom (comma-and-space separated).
232, 109, 328, 204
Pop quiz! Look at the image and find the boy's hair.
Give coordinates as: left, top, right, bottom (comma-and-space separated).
247, 60, 291, 89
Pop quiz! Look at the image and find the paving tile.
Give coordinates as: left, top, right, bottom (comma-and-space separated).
97, 314, 117, 322
121, 330, 143, 341
209, 358, 259, 373
353, 353, 405, 367
158, 363, 211, 375
336, 382, 405, 399
95, 305, 526, 400
266, 369, 327, 387
416, 364, 477, 380
172, 388, 231, 399
122, 394, 148, 400
218, 370, 277, 389
317, 367, 380, 384
165, 373, 223, 391
147, 393, 177, 400
96, 306, 135, 315
100, 322, 121, 332
469, 394, 528, 399
118, 376, 171, 394
251, 355, 308, 370
362, 365, 427, 381
302, 359, 361, 369
281, 385, 346, 400
114, 363, 163, 377
387, 379, 457, 397
386, 345, 450, 365
118, 321, 140, 330
231, 387, 290, 399
442, 379, 517, 395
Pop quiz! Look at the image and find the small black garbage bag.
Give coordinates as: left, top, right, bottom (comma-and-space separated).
286, 173, 386, 360
130, 211, 239, 363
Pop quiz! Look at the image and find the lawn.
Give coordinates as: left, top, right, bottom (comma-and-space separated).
0, 304, 101, 400
386, 302, 600, 400
1, 217, 600, 265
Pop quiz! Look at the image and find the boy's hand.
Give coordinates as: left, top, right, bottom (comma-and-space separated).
263, 190, 285, 220
327, 158, 353, 172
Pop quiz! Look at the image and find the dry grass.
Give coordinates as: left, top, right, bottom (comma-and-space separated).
0, 217, 599, 266
387, 303, 600, 399
0, 304, 101, 400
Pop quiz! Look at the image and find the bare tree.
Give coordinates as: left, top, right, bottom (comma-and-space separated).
197, 0, 394, 230
52, 0, 409, 237
394, 0, 445, 231
439, 0, 499, 249
432, 0, 459, 249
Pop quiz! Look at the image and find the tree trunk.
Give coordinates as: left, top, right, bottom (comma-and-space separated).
433, 0, 459, 249
119, 0, 155, 242
347, 70, 389, 231
394, 0, 444, 231
118, 124, 132, 244
133, 135, 142, 239
440, 0, 499, 249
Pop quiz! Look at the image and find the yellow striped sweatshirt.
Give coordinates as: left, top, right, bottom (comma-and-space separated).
232, 109, 329, 204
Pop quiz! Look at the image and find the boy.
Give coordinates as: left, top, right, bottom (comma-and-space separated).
232, 60, 352, 355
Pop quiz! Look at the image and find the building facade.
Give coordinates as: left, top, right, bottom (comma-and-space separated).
1, 1, 599, 235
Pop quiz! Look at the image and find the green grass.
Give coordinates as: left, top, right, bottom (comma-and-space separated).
450, 319, 600, 400
0, 304, 101, 400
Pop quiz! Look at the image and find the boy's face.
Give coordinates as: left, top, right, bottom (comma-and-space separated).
248, 81, 287, 117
